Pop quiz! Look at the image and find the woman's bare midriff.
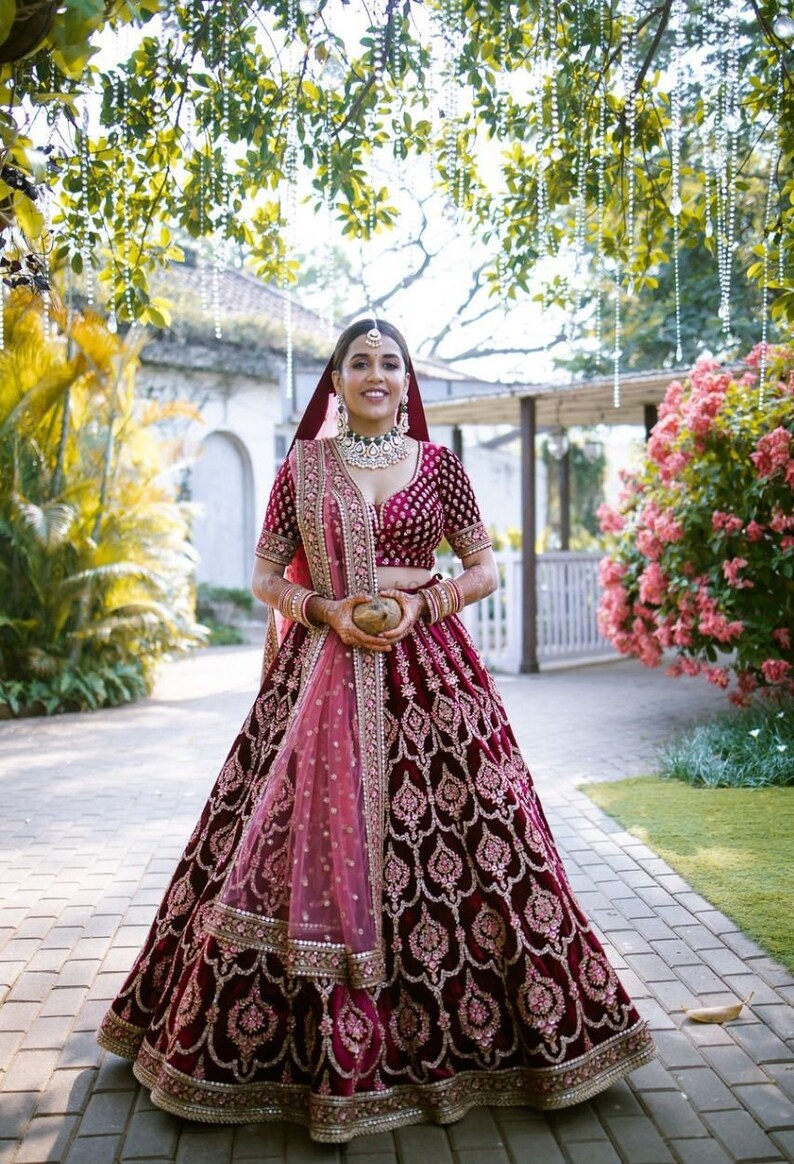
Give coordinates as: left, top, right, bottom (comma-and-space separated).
377, 566, 433, 592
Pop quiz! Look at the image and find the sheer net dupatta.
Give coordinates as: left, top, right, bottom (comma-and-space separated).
207, 443, 386, 987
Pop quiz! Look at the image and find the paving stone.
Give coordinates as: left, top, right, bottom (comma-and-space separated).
233, 1122, 289, 1160
496, 1119, 565, 1164
0, 1091, 37, 1138
0, 1049, 60, 1093
0, 1002, 40, 1033
722, 975, 790, 1007
730, 1021, 794, 1066
623, 954, 678, 982
79, 1088, 136, 1136
65, 1135, 123, 1164
598, 1083, 649, 1122
14, 1114, 79, 1163
650, 1031, 706, 1070
453, 1150, 511, 1164
640, 1090, 709, 1138
120, 1107, 180, 1158
703, 1110, 785, 1162
629, 1058, 678, 1092
601, 1116, 674, 1163
546, 1103, 603, 1141
173, 1126, 234, 1164
57, 1032, 103, 1070
57, 961, 100, 988
562, 1144, 621, 1164
39, 988, 87, 1018
754, 1005, 794, 1042
771, 1129, 794, 1160
766, 1062, 794, 1100
35, 1067, 96, 1116
392, 1125, 454, 1164
672, 924, 725, 951
446, 1109, 504, 1150
343, 1130, 397, 1155
668, 1138, 734, 1164
697, 911, 740, 937
702, 1044, 770, 1086
6, 974, 58, 1004
733, 1084, 794, 1130
675, 963, 729, 995
673, 1067, 737, 1112
21, 1016, 74, 1051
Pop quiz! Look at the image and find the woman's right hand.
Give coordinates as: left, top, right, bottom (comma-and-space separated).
309, 593, 394, 653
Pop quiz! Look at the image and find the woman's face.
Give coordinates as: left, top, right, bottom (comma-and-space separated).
332, 334, 409, 436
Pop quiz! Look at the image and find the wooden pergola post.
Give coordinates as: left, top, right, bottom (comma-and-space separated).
520, 396, 539, 673
558, 447, 571, 551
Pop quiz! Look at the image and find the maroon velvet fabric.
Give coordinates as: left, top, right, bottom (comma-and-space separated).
98, 612, 654, 1139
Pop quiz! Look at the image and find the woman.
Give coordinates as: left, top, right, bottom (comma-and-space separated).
98, 318, 654, 1141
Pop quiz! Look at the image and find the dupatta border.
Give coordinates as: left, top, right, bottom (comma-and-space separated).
209, 440, 388, 988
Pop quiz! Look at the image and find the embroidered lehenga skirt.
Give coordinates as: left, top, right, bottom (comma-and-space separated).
97, 614, 654, 1142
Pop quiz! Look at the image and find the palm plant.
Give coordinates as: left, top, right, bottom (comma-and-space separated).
0, 290, 204, 715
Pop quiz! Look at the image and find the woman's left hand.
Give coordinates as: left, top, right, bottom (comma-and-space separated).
376, 589, 426, 644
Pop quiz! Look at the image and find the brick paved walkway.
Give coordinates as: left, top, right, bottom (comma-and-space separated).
1, 647, 793, 1164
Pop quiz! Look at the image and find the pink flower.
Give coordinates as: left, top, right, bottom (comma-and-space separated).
722, 557, 753, 588
770, 507, 794, 533
705, 666, 730, 689
597, 504, 625, 534
772, 627, 792, 650
761, 659, 792, 685
698, 609, 744, 643
750, 426, 792, 478
712, 511, 743, 535
599, 557, 627, 587
786, 461, 794, 489
655, 510, 684, 542
637, 528, 662, 561
639, 562, 668, 606
782, 536, 794, 552
679, 657, 702, 677
745, 521, 765, 542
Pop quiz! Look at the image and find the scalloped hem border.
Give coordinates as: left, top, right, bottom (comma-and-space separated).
100, 1023, 656, 1142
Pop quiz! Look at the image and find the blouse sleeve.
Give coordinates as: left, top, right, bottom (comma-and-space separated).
254, 457, 302, 566
438, 447, 493, 560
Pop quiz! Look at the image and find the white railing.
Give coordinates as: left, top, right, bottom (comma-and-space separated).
439, 550, 614, 672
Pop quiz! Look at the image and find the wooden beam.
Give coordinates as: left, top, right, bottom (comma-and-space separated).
520, 396, 539, 674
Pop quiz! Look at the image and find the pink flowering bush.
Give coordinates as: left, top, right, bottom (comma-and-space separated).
598, 344, 794, 704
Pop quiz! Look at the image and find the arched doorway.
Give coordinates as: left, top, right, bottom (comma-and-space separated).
190, 431, 255, 589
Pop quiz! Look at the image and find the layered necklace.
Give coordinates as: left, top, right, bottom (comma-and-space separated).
336, 423, 410, 469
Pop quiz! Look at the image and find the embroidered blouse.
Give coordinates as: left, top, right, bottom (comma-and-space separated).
255, 440, 492, 571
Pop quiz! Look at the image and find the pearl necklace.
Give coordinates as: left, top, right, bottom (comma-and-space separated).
336, 424, 410, 469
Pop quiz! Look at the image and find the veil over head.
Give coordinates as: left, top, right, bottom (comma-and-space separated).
291, 319, 430, 447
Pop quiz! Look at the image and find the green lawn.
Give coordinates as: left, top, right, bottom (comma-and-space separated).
581, 777, 794, 974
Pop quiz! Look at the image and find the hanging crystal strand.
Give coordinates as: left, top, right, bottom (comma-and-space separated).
567, 126, 587, 340
620, 0, 638, 295
759, 58, 784, 404
78, 100, 95, 307
212, 1, 232, 341
281, 0, 300, 409
496, 2, 510, 139
116, 75, 135, 324
613, 275, 622, 407
438, 0, 464, 217
718, 0, 741, 335
594, 83, 606, 360
669, 0, 684, 362
321, 110, 336, 342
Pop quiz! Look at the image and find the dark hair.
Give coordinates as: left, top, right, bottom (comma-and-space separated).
331, 318, 411, 371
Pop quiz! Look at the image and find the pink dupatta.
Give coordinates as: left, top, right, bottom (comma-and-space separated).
209, 439, 388, 987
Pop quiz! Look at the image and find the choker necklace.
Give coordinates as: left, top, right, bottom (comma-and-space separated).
336, 423, 410, 469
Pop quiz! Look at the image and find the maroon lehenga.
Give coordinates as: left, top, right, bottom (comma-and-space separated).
98, 438, 654, 1141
